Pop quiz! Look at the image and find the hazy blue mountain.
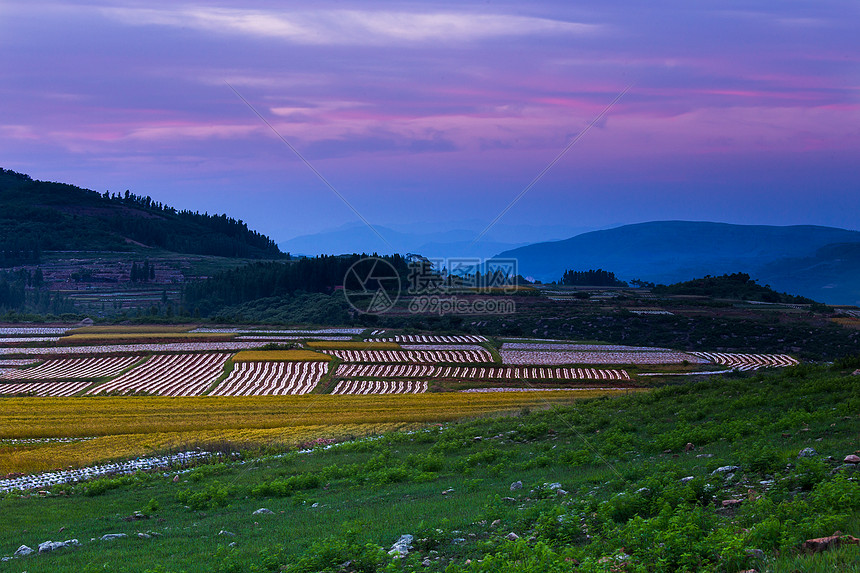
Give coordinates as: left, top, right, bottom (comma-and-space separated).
496, 221, 860, 304
756, 242, 860, 306
279, 221, 594, 260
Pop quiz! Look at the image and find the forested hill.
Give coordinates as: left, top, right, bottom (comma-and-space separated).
0, 168, 285, 263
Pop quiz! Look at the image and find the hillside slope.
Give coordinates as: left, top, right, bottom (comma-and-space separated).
0, 168, 284, 263
497, 221, 860, 304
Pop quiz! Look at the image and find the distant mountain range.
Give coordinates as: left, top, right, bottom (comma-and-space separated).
496, 221, 860, 305
279, 221, 594, 260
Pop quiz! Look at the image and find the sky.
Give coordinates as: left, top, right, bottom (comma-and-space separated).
2, 1, 859, 247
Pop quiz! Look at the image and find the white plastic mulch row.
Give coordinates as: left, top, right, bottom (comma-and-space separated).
400, 344, 487, 352
0, 380, 92, 397
367, 335, 488, 344
0, 359, 40, 367
690, 352, 799, 371
324, 349, 493, 363
460, 387, 629, 393
331, 380, 428, 394
0, 327, 69, 335
500, 350, 707, 365
501, 342, 673, 352
435, 366, 631, 381
0, 356, 138, 381
192, 327, 364, 335
88, 354, 230, 396
210, 361, 327, 396
0, 341, 269, 356
0, 451, 215, 493
236, 335, 353, 341
336, 364, 436, 378
0, 337, 61, 343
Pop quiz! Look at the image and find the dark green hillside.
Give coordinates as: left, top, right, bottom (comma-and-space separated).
0, 168, 284, 263
653, 272, 816, 304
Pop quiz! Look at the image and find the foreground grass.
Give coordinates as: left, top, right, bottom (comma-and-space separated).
0, 391, 619, 474
0, 366, 857, 572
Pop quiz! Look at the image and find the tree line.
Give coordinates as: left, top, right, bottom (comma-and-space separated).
183, 254, 410, 316
0, 168, 284, 259
557, 269, 628, 287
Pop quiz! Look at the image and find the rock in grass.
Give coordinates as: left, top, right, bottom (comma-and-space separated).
798, 447, 817, 458
510, 481, 523, 491
38, 539, 79, 553
844, 454, 860, 464
388, 534, 413, 556
711, 466, 740, 475
802, 532, 860, 553
14, 545, 34, 557
506, 532, 520, 541
100, 533, 127, 541
253, 508, 274, 515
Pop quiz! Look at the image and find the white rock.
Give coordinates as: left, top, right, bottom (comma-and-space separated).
14, 544, 34, 557
253, 508, 274, 515
388, 534, 413, 556
711, 465, 740, 475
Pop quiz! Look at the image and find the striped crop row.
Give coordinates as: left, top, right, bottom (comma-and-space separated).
690, 352, 799, 371
210, 361, 327, 396
88, 354, 230, 396
335, 364, 436, 378
368, 335, 487, 344
0, 380, 92, 397
323, 349, 493, 363
0, 356, 138, 381
331, 380, 428, 394
435, 366, 631, 381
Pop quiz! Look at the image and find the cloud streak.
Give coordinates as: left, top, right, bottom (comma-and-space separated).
102, 6, 601, 45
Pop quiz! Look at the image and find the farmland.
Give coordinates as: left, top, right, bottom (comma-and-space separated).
0, 323, 808, 473
0, 317, 856, 572
0, 364, 857, 573
0, 323, 805, 401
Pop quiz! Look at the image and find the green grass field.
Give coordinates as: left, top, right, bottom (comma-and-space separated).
1, 365, 857, 572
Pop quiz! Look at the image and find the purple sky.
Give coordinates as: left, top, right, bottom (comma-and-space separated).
2, 1, 859, 244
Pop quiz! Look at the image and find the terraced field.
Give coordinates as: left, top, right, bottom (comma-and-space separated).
0, 325, 803, 400
211, 361, 327, 395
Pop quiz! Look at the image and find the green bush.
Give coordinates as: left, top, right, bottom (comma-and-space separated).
176, 481, 234, 509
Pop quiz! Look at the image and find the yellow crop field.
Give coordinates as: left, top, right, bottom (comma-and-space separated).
307, 341, 402, 350
831, 317, 860, 330
233, 350, 332, 362
0, 390, 636, 474
63, 332, 234, 342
